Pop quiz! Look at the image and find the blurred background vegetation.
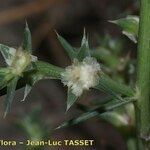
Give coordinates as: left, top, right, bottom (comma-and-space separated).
0, 0, 139, 149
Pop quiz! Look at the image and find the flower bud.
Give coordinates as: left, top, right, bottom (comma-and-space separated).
10, 48, 32, 76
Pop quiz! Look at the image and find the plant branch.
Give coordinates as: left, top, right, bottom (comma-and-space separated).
135, 0, 150, 149
0, 62, 134, 103
0, 61, 64, 97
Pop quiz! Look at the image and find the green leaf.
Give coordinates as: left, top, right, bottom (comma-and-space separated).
56, 110, 97, 129
94, 74, 134, 97
77, 30, 90, 61
56, 32, 77, 60
0, 68, 14, 90
66, 89, 78, 112
0, 68, 9, 89
95, 78, 121, 99
22, 22, 32, 53
109, 16, 139, 43
4, 76, 19, 118
0, 44, 16, 66
56, 99, 134, 129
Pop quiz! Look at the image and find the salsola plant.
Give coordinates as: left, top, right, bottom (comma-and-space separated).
0, 0, 150, 149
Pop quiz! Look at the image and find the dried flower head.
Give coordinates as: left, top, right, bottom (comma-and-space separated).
7, 47, 37, 76
61, 57, 101, 96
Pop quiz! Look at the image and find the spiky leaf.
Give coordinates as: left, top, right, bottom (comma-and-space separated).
0, 68, 14, 90
22, 22, 32, 53
56, 99, 133, 129
0, 44, 16, 66
110, 16, 139, 43
4, 76, 19, 117
0, 68, 9, 89
56, 33, 77, 60
21, 84, 32, 101
94, 74, 134, 97
66, 89, 78, 111
77, 31, 90, 61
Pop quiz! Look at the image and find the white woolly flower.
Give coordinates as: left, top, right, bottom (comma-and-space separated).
61, 57, 101, 97
4, 47, 37, 76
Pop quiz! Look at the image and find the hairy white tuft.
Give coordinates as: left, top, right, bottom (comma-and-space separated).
61, 57, 101, 96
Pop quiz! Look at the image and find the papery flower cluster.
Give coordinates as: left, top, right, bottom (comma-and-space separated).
61, 57, 101, 96
1, 47, 37, 76
10, 48, 31, 75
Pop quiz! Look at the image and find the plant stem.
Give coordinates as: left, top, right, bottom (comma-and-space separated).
135, 0, 150, 149
0, 61, 64, 97
0, 61, 133, 98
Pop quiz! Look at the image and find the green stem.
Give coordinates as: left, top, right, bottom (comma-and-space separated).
33, 61, 64, 79
0, 61, 64, 96
135, 0, 150, 149
0, 61, 133, 98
